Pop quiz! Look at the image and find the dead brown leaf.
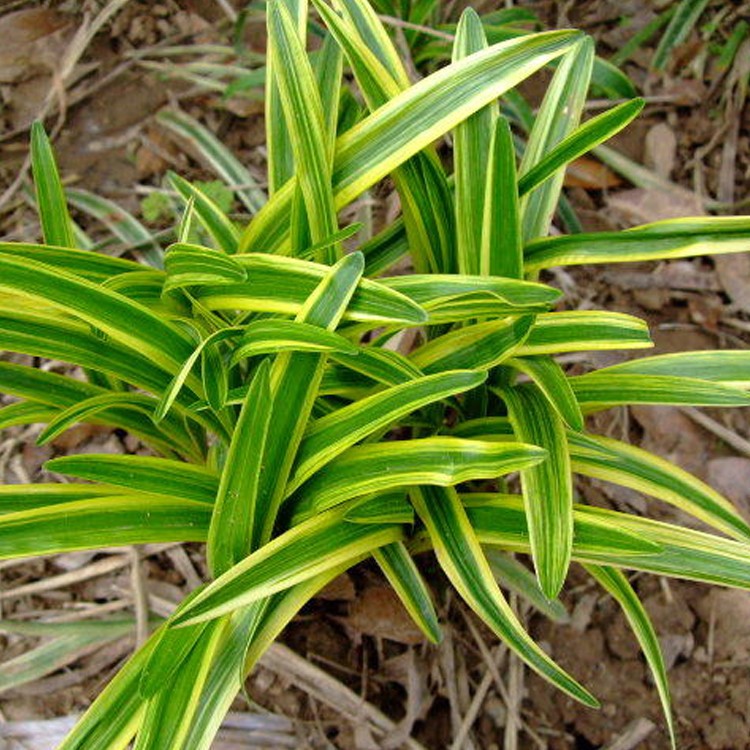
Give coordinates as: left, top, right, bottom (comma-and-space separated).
564, 156, 622, 189
644, 122, 677, 179
714, 254, 750, 314
707, 457, 750, 517
606, 187, 705, 225
346, 585, 425, 645
0, 9, 71, 84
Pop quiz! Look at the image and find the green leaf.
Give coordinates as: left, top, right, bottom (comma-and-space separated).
195, 252, 426, 325
500, 382, 573, 598
570, 373, 750, 411
411, 315, 534, 373
0, 496, 211, 559
518, 36, 594, 241
46, 454, 218, 505
240, 30, 581, 252
411, 486, 598, 707
524, 216, 750, 272
517, 98, 644, 198
484, 549, 569, 623
374, 542, 442, 643
507, 355, 584, 430
568, 431, 750, 542
30, 121, 75, 248
517, 311, 652, 355
172, 506, 403, 627
481, 116, 523, 278
169, 173, 240, 254
290, 437, 546, 518
588, 350, 750, 389
453, 7, 496, 275
157, 109, 266, 214
208, 360, 272, 576
289, 369, 486, 492
66, 188, 162, 267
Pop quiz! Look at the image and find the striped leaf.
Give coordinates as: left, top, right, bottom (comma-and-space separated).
0, 496, 211, 559
589, 350, 750, 389
195, 253, 426, 325
524, 216, 750, 272
518, 36, 594, 241
231, 320, 359, 362
501, 382, 573, 598
517, 311, 652, 355
411, 485, 597, 707
568, 431, 750, 541
411, 315, 535, 373
269, 0, 338, 262
453, 7, 496, 275
157, 109, 266, 214
47, 454, 217, 505
517, 98, 643, 198
507, 356, 584, 431
585, 565, 675, 748
289, 369, 486, 492
208, 360, 272, 577
290, 437, 546, 517
172, 506, 403, 627
240, 30, 581, 252
481, 116, 523, 278
169, 173, 240, 254
374, 542, 442, 643
468, 494, 750, 590
570, 373, 750, 410
30, 121, 75, 248
251, 252, 365, 549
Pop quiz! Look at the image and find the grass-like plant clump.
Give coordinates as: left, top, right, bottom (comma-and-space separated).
0, 1, 749, 747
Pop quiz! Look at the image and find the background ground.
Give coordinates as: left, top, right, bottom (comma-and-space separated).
0, 1, 749, 748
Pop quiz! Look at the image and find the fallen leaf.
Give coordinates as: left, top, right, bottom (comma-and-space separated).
606, 187, 705, 225
564, 156, 622, 189
0, 9, 70, 84
346, 585, 425, 645
707, 457, 750, 517
644, 122, 677, 179
694, 589, 750, 662
714, 254, 750, 314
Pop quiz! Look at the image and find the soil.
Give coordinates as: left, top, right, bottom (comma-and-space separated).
1, 1, 749, 749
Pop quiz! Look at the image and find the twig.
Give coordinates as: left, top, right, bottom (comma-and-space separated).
679, 406, 750, 459
601, 718, 656, 750
260, 643, 429, 750
129, 546, 150, 647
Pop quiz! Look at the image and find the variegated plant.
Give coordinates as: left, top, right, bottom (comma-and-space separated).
1, 1, 749, 747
